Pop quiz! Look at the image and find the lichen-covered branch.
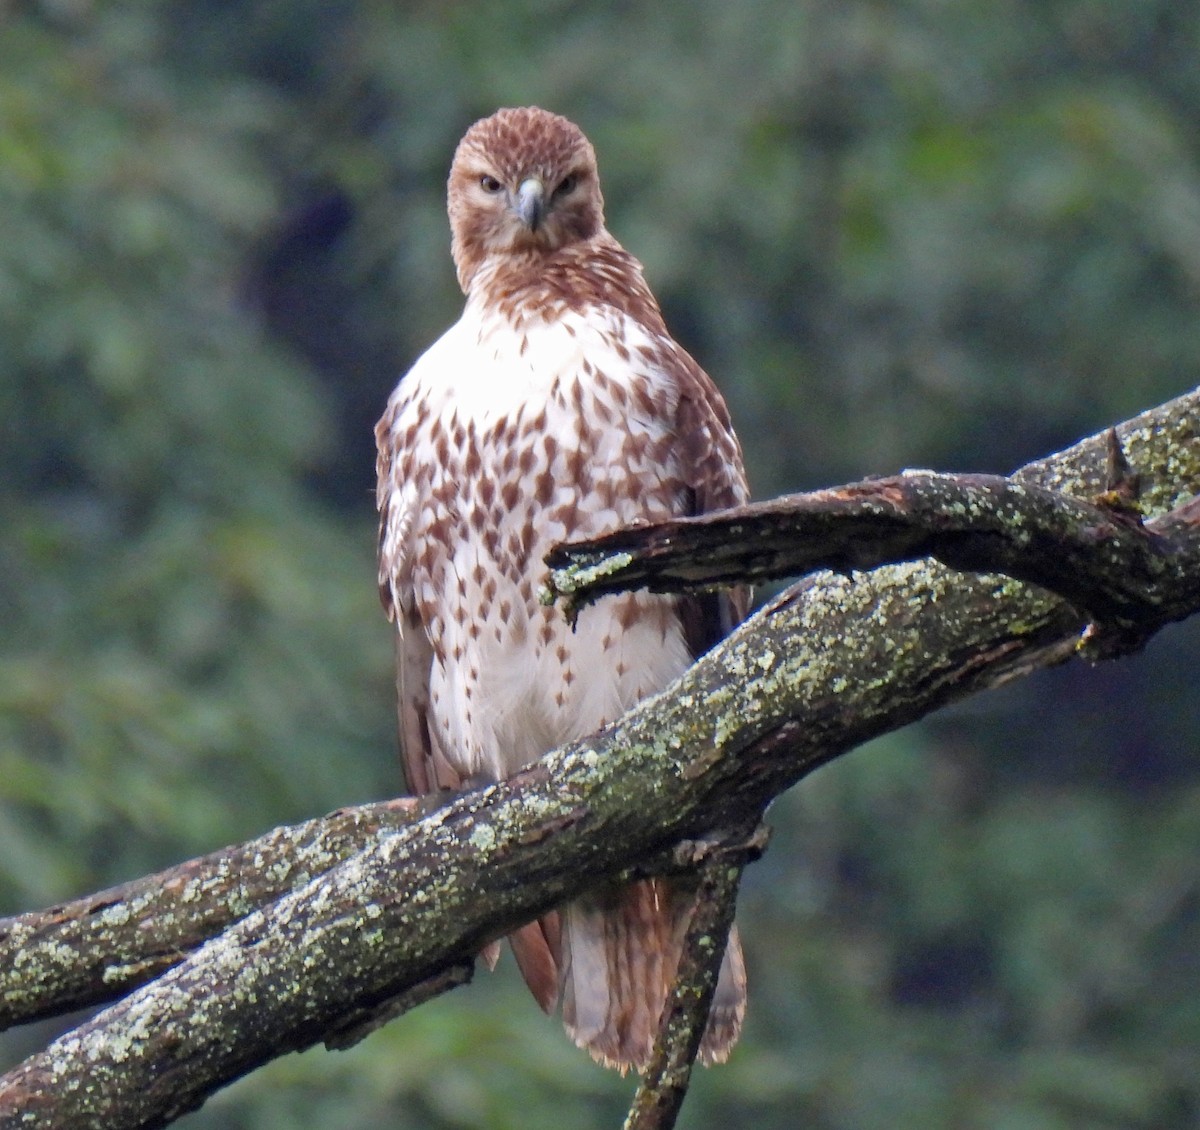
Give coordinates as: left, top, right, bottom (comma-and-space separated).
1, 388, 1198, 1129
0, 800, 422, 1032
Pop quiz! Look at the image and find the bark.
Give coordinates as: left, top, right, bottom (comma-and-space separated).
1, 387, 1198, 1129
0, 800, 422, 1031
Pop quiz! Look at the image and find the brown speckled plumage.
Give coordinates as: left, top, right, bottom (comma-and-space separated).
375, 107, 749, 1072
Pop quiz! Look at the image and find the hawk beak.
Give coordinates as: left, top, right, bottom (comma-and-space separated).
515, 178, 546, 231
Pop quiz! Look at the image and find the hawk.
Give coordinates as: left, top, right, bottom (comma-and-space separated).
376, 106, 749, 1072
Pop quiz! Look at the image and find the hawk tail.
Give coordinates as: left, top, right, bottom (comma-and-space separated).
507, 914, 561, 1014
559, 879, 745, 1073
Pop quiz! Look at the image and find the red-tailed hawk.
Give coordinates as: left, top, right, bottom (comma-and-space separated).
376, 106, 749, 1072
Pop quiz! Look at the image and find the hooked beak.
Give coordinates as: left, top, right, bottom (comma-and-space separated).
515, 177, 546, 231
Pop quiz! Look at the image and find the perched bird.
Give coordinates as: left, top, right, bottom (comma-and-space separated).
375, 106, 749, 1072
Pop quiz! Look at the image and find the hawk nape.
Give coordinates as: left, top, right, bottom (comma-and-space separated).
375, 106, 749, 1073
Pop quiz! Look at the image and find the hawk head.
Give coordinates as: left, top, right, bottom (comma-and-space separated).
447, 107, 606, 292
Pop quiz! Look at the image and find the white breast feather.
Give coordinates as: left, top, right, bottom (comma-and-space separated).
381, 300, 693, 781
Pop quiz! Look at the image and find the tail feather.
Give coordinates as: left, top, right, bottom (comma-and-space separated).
698, 922, 746, 1065
508, 914, 561, 1014
560, 879, 745, 1073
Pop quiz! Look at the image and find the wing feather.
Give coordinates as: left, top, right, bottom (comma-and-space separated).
669, 349, 752, 655
394, 611, 461, 795
376, 386, 460, 797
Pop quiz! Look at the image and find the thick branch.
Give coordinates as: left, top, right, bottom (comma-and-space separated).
2, 388, 1198, 1129
0, 801, 423, 1032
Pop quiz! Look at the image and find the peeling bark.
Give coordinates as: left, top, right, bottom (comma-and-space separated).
0, 387, 1198, 1130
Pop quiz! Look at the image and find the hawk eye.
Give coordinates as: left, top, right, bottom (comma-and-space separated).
554, 174, 578, 197
480, 175, 503, 193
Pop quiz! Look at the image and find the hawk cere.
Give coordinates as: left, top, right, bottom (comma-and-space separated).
375, 107, 749, 1072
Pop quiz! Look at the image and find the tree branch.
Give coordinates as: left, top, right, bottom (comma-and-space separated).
0, 800, 422, 1031
624, 825, 766, 1130
545, 437, 1200, 637
1, 387, 1198, 1129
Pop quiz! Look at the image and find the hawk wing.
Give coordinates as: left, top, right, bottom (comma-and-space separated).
672, 350, 752, 656
392, 608, 460, 794
375, 393, 456, 798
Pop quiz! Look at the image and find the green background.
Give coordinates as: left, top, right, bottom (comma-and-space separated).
2, 2, 1198, 1126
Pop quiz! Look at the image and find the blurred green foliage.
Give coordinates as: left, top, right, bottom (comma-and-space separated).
2, 2, 1198, 1126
